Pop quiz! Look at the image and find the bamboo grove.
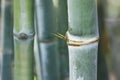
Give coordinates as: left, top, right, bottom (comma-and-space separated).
0, 0, 120, 80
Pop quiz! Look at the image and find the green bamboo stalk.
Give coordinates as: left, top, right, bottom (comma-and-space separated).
14, 0, 34, 80
67, 0, 99, 80
104, 0, 120, 79
35, 0, 60, 80
1, 0, 13, 80
97, 1, 109, 80
53, 0, 69, 79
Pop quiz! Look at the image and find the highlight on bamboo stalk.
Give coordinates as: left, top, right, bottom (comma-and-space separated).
34, 3, 42, 80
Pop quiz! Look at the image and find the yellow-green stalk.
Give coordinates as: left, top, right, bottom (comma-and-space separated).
14, 0, 34, 80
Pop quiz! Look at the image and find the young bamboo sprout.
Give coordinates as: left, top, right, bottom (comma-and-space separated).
67, 0, 99, 80
1, 0, 13, 80
14, 0, 34, 80
35, 0, 60, 80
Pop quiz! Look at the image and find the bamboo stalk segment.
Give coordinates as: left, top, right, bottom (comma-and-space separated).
97, 1, 109, 80
1, 0, 13, 80
14, 0, 34, 80
53, 0, 69, 79
67, 0, 99, 80
35, 0, 60, 80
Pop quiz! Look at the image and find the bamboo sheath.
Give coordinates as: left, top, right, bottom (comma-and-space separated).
1, 0, 13, 80
14, 0, 34, 80
67, 0, 99, 80
35, 0, 60, 80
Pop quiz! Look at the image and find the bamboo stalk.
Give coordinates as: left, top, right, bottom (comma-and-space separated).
35, 0, 60, 80
53, 0, 69, 79
97, 1, 109, 80
13, 0, 34, 80
67, 0, 99, 80
104, 0, 120, 79
1, 0, 13, 80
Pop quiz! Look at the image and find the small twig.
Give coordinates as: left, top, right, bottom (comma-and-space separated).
52, 33, 67, 41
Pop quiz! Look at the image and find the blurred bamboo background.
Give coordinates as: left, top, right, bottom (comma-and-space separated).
0, 0, 120, 80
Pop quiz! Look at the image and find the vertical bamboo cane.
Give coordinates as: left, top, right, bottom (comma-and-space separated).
1, 0, 13, 80
35, 0, 60, 80
104, 0, 120, 79
14, 0, 34, 80
97, 0, 109, 80
53, 0, 69, 79
67, 0, 99, 80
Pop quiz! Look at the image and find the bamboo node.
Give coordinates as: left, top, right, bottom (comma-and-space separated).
14, 32, 34, 41
67, 36, 99, 46
53, 33, 99, 46
18, 33, 28, 40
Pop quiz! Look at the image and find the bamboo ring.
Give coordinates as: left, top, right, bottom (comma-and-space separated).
52, 32, 99, 46
67, 36, 99, 46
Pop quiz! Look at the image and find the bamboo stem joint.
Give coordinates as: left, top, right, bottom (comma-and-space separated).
67, 36, 99, 46
53, 32, 99, 46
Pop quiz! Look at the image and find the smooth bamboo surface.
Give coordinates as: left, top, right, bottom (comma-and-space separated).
14, 0, 34, 80
1, 0, 13, 80
54, 0, 69, 79
67, 0, 99, 80
35, 0, 60, 80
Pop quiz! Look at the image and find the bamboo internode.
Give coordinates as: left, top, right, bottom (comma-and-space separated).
1, 0, 13, 80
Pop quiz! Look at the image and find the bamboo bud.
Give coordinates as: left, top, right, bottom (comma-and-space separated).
14, 0, 34, 80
